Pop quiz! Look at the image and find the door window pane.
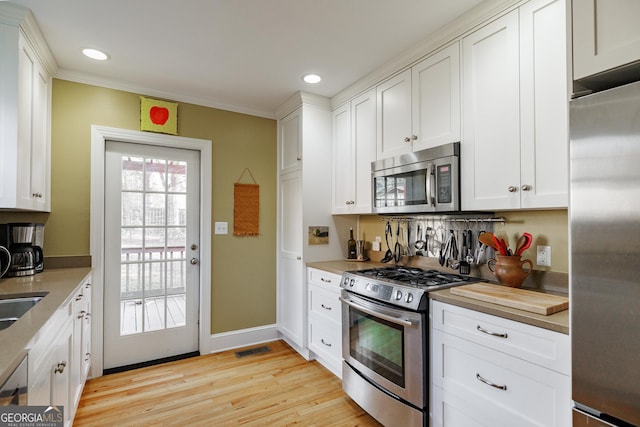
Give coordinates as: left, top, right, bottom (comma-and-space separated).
119, 155, 189, 335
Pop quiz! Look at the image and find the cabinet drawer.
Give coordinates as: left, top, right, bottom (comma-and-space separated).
308, 313, 342, 360
309, 284, 341, 323
432, 329, 570, 427
307, 268, 341, 290
431, 300, 569, 374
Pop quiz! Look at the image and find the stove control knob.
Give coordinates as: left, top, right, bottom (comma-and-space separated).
343, 277, 349, 287
395, 290, 403, 300
405, 293, 414, 304
349, 278, 355, 287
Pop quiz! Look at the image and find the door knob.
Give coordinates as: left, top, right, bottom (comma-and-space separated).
190, 258, 199, 265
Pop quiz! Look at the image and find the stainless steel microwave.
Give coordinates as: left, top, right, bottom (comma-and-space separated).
372, 142, 460, 214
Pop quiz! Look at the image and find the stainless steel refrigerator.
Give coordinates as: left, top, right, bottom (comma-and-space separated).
570, 80, 640, 427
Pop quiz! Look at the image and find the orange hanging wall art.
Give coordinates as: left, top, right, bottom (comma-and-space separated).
140, 96, 178, 135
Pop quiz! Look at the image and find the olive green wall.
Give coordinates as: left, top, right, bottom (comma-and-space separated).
359, 209, 569, 273
0, 79, 277, 334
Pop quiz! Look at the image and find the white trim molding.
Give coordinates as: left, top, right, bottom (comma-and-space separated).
90, 125, 212, 377
209, 324, 279, 354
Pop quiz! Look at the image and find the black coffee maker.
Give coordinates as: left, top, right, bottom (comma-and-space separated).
0, 223, 44, 277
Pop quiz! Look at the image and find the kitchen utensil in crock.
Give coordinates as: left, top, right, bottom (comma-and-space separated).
478, 232, 498, 251
487, 255, 533, 288
516, 232, 533, 256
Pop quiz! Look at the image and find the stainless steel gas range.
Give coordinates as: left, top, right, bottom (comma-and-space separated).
340, 267, 479, 427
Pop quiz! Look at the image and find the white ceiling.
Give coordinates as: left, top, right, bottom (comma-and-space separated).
11, 0, 484, 118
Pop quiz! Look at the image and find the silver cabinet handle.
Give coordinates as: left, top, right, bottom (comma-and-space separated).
296, 256, 302, 260
507, 186, 518, 193
190, 258, 199, 265
320, 303, 332, 310
411, 135, 417, 140
78, 310, 86, 319
521, 184, 531, 191
320, 277, 332, 283
75, 294, 83, 301
477, 325, 508, 338
476, 373, 507, 390
321, 339, 332, 347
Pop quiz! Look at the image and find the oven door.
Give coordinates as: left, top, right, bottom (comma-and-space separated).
340, 291, 425, 408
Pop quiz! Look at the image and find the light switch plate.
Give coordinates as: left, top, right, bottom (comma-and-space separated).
214, 221, 228, 235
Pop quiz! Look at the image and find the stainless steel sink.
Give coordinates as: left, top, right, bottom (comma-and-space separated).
0, 293, 48, 331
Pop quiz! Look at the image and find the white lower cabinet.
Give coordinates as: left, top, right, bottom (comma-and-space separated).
28, 274, 92, 427
307, 268, 342, 377
430, 300, 570, 427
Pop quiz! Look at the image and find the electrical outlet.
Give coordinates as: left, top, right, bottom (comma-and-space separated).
214, 221, 228, 235
537, 245, 551, 267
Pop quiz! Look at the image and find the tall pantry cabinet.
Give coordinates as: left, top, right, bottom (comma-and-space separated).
276, 93, 342, 357
0, 3, 56, 211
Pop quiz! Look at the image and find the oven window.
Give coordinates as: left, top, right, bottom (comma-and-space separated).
374, 170, 427, 208
349, 308, 404, 387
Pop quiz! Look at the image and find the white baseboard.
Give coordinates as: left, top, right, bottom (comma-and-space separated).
208, 324, 279, 353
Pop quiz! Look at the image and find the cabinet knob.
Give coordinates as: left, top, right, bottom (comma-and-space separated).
54, 361, 67, 374
521, 184, 532, 191
404, 137, 411, 143
296, 256, 302, 260
411, 135, 417, 140
507, 186, 518, 193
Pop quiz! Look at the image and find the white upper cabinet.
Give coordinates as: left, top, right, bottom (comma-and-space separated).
332, 89, 376, 214
412, 43, 461, 152
376, 69, 413, 159
376, 43, 461, 160
573, 0, 640, 81
0, 4, 55, 211
278, 108, 302, 175
462, 0, 568, 211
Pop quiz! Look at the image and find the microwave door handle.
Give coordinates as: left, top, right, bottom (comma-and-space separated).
427, 164, 435, 207
339, 296, 416, 327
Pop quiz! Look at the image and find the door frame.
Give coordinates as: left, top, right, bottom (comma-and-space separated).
90, 125, 212, 377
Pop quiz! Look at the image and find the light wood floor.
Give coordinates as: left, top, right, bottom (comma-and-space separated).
75, 340, 383, 426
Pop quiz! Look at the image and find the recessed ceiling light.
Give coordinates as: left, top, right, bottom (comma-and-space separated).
303, 74, 321, 84
82, 48, 109, 61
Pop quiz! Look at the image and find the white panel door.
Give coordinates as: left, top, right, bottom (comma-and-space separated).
351, 88, 376, 213
103, 141, 200, 370
461, 10, 520, 211
520, 0, 568, 209
412, 42, 461, 151
377, 69, 413, 160
332, 103, 352, 213
573, 0, 640, 79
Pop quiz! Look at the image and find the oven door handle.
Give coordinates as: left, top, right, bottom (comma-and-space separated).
339, 297, 416, 327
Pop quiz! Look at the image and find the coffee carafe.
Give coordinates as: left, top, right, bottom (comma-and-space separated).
3, 223, 43, 277
0, 246, 10, 278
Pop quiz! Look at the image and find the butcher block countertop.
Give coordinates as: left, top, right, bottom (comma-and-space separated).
0, 268, 92, 385
307, 260, 569, 335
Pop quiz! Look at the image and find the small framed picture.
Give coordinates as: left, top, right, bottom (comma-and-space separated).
140, 96, 178, 135
308, 226, 329, 245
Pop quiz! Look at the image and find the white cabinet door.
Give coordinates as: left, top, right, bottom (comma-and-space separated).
351, 89, 376, 213
573, 0, 640, 80
332, 103, 352, 214
462, 10, 520, 211
376, 69, 413, 159
15, 30, 50, 211
332, 89, 376, 214
279, 108, 302, 174
412, 42, 461, 152
277, 171, 304, 347
520, 0, 568, 209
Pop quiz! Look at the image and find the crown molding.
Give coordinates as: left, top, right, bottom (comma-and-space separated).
54, 69, 277, 120
274, 91, 331, 120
